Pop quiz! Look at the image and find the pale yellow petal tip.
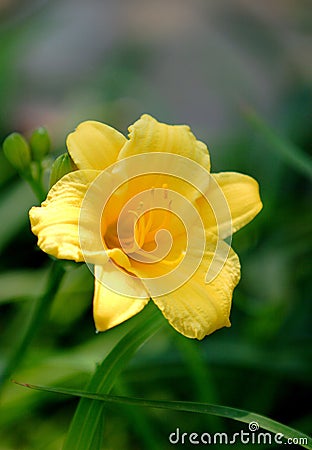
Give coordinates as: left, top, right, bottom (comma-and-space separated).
66, 120, 126, 170
132, 113, 190, 133
29, 206, 47, 238
29, 203, 84, 262
28, 206, 39, 230
107, 248, 131, 270
162, 309, 232, 340
138, 113, 191, 130
252, 176, 263, 212
93, 296, 148, 332
66, 120, 109, 138
245, 185, 263, 228
65, 121, 95, 151
42, 242, 82, 262
94, 321, 109, 333
93, 303, 142, 332
93, 307, 117, 332
139, 113, 155, 122
127, 113, 154, 136
192, 319, 231, 340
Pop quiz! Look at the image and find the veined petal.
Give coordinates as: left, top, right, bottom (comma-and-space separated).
197, 172, 263, 238
151, 242, 241, 340
66, 120, 127, 170
29, 170, 101, 262
93, 263, 150, 331
118, 114, 210, 170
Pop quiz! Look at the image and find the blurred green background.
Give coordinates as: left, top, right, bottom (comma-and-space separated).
0, 1, 311, 449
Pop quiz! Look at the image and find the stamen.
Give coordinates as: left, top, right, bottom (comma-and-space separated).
162, 183, 168, 199
144, 185, 173, 243
120, 184, 174, 256
128, 209, 139, 219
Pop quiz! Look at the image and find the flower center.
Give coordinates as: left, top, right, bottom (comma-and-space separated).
117, 184, 174, 263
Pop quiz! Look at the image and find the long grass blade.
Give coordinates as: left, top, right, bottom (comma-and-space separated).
14, 382, 312, 450
243, 106, 312, 179
0, 261, 65, 388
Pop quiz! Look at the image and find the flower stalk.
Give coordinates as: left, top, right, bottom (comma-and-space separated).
63, 302, 164, 450
0, 260, 66, 388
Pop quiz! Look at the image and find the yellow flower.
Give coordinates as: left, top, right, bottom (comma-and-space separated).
29, 114, 262, 339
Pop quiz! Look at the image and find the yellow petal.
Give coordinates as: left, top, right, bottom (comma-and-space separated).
197, 172, 263, 238
66, 120, 127, 170
127, 220, 203, 297
29, 170, 102, 262
151, 242, 241, 340
118, 114, 210, 170
107, 248, 132, 270
93, 262, 150, 331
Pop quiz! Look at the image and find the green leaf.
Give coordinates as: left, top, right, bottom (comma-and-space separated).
173, 332, 222, 430
62, 302, 164, 450
0, 269, 47, 304
0, 261, 65, 387
15, 382, 312, 450
243, 106, 312, 179
114, 379, 160, 450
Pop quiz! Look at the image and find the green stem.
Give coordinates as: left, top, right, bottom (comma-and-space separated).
0, 260, 65, 388
114, 379, 161, 450
174, 333, 223, 429
63, 302, 164, 450
24, 165, 46, 203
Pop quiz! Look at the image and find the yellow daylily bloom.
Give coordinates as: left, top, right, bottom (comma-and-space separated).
29, 114, 262, 340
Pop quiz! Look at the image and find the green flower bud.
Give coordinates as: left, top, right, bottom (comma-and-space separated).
49, 153, 76, 187
2, 132, 31, 172
30, 127, 51, 161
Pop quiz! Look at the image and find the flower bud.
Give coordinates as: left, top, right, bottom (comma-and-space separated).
2, 132, 31, 172
49, 153, 76, 187
30, 127, 51, 161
